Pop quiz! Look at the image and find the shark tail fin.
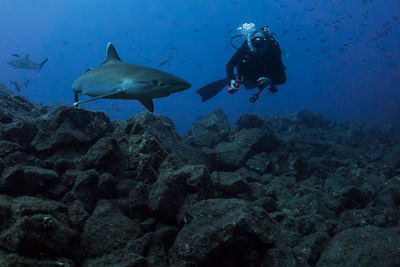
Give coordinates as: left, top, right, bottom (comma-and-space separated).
37, 58, 48, 74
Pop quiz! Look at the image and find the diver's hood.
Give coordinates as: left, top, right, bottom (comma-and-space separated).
251, 31, 268, 49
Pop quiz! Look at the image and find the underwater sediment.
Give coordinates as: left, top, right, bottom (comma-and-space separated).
0, 83, 399, 266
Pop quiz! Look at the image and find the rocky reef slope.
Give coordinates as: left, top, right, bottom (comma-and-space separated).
0, 83, 399, 266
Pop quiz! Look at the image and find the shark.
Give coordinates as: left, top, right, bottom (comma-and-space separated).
8, 55, 48, 74
72, 42, 191, 112
10, 79, 29, 92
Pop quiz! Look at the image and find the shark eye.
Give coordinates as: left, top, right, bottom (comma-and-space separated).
152, 80, 160, 87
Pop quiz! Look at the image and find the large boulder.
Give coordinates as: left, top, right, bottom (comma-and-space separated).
126, 112, 207, 166
213, 128, 278, 170
0, 214, 81, 260
148, 165, 211, 222
0, 165, 59, 196
190, 108, 230, 148
236, 113, 265, 130
31, 106, 112, 156
317, 226, 400, 266
81, 200, 142, 257
168, 199, 279, 266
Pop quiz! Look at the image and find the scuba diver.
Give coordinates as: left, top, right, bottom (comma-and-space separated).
196, 23, 286, 103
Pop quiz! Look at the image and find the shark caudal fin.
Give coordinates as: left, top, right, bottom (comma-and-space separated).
37, 58, 48, 74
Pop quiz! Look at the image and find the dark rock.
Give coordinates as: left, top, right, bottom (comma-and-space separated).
115, 181, 152, 219
340, 185, 374, 209
265, 247, 308, 267
82, 252, 146, 267
129, 112, 207, 166
0, 113, 13, 124
169, 199, 279, 267
139, 218, 156, 232
191, 108, 230, 147
388, 176, 400, 204
71, 169, 99, 212
0, 250, 76, 267
61, 169, 83, 189
236, 113, 265, 130
296, 110, 332, 128
83, 136, 123, 172
154, 225, 179, 249
1, 82, 400, 265
128, 132, 168, 184
148, 165, 206, 222
68, 200, 90, 231
97, 172, 117, 199
294, 232, 330, 265
0, 196, 13, 232
31, 106, 112, 155
211, 171, 249, 197
182, 165, 211, 194
115, 179, 139, 198
388, 145, 400, 169
0, 121, 37, 147
317, 226, 400, 266
0, 214, 81, 260
52, 158, 80, 175
214, 128, 278, 170
0, 141, 22, 158
0, 165, 59, 196
246, 152, 273, 174
9, 196, 68, 222
82, 200, 142, 257
0, 84, 40, 119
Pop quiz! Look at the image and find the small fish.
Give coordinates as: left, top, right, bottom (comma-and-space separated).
158, 55, 172, 67
12, 54, 20, 57
8, 54, 48, 74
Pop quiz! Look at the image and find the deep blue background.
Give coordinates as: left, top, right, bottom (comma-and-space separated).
1, 0, 399, 134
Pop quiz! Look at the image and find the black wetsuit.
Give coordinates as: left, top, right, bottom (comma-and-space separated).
226, 36, 286, 88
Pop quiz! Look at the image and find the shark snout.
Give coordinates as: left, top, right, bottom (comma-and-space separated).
178, 80, 191, 91
171, 78, 191, 92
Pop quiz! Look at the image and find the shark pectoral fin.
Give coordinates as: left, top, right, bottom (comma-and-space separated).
73, 89, 123, 106
138, 97, 154, 112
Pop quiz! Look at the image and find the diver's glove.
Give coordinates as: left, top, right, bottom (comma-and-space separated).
228, 80, 240, 94
269, 84, 278, 93
257, 77, 272, 87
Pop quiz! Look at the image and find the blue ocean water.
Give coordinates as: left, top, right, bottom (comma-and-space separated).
1, 0, 399, 134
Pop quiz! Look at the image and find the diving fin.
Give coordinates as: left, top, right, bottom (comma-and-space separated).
196, 78, 229, 102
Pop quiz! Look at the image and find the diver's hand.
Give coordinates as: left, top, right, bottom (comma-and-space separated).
228, 80, 240, 94
257, 77, 272, 87
269, 84, 278, 93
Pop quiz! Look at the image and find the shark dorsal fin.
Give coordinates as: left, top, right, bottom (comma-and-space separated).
25, 54, 30, 59
103, 42, 121, 65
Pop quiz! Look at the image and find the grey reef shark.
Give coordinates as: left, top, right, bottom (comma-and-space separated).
72, 42, 191, 112
8, 54, 48, 74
